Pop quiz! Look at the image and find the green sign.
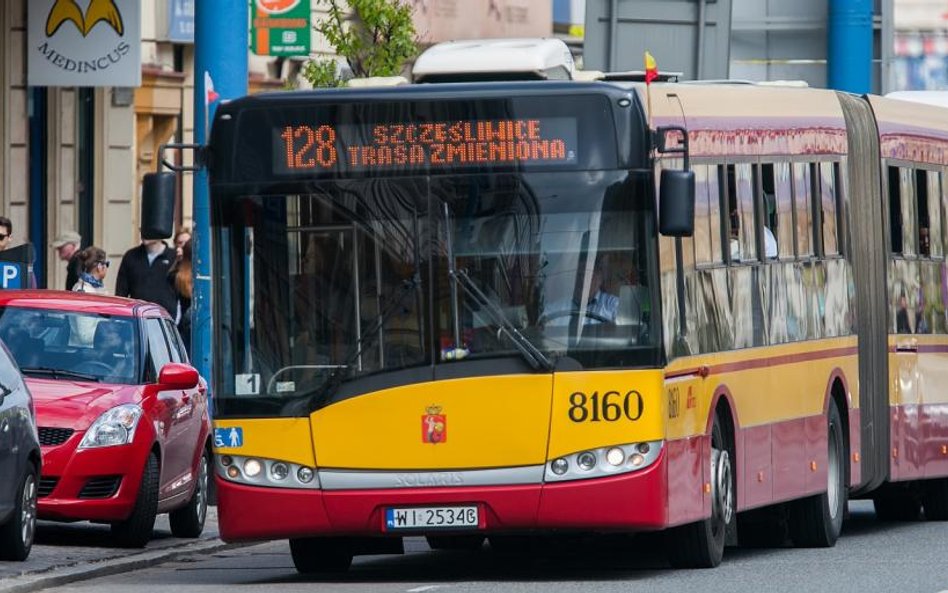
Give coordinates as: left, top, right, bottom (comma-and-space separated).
250, 0, 310, 57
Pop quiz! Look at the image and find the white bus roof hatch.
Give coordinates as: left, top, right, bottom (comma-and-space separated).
412, 38, 575, 83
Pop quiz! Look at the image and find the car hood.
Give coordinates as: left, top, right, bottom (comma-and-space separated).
26, 377, 142, 430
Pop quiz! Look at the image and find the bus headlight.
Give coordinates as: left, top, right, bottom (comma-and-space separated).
243, 459, 262, 477
551, 458, 569, 475
270, 462, 289, 481
545, 440, 663, 482
577, 451, 597, 471
216, 454, 320, 489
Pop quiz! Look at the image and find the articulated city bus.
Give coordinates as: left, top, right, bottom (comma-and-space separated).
153, 40, 948, 571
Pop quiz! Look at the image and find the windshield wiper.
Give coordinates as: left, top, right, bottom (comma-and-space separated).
303, 271, 421, 412
20, 366, 100, 382
442, 203, 553, 372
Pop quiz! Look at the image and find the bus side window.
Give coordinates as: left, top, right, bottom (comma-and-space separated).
930, 171, 944, 259
917, 169, 935, 258
759, 163, 778, 259
727, 163, 757, 263
901, 167, 917, 257
888, 166, 903, 255
693, 164, 713, 266
692, 164, 724, 266
819, 162, 840, 256
774, 162, 794, 260
792, 163, 813, 258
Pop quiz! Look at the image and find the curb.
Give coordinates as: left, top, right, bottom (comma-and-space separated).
0, 539, 244, 593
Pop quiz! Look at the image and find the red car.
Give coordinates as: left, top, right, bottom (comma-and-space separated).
0, 291, 211, 548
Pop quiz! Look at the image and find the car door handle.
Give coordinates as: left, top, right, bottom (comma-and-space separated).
1, 419, 9, 433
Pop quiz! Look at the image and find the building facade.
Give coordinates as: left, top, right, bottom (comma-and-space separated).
0, 0, 552, 294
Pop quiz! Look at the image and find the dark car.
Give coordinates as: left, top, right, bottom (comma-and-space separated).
0, 337, 40, 561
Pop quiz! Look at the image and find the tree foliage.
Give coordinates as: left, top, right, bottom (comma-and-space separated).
301, 0, 419, 88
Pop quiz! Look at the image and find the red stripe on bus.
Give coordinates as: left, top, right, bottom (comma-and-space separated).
665, 345, 857, 380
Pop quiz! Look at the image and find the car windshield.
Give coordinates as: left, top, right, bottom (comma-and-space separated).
0, 307, 141, 385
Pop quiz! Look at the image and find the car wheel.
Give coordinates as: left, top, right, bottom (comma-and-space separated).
169, 448, 210, 538
0, 464, 38, 561
111, 452, 159, 548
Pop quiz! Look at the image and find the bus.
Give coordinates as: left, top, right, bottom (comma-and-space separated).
145, 39, 948, 571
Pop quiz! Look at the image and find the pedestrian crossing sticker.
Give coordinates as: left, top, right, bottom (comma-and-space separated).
215, 427, 243, 448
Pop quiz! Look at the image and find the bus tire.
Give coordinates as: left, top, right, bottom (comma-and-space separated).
789, 402, 846, 547
666, 414, 733, 568
873, 494, 921, 521
290, 537, 353, 574
922, 478, 948, 520
426, 534, 485, 551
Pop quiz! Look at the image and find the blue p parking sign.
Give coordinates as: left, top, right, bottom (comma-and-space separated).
0, 263, 21, 289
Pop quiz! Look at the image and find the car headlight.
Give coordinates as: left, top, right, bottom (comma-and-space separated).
79, 404, 143, 449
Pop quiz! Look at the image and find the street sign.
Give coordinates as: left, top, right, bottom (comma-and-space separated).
27, 0, 143, 87
250, 0, 310, 57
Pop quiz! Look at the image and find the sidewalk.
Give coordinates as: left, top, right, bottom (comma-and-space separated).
0, 507, 235, 593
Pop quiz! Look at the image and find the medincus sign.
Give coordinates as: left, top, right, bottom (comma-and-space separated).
28, 0, 142, 87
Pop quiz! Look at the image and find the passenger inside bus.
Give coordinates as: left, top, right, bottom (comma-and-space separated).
542, 253, 620, 326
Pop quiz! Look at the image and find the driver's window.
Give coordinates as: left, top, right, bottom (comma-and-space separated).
145, 318, 171, 381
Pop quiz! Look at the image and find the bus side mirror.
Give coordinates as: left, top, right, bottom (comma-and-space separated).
659, 169, 695, 237
141, 172, 176, 240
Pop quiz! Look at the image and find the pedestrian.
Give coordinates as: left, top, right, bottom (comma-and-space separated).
174, 225, 192, 259
51, 231, 82, 291
169, 239, 192, 355
114, 236, 177, 316
72, 246, 110, 295
0, 216, 12, 251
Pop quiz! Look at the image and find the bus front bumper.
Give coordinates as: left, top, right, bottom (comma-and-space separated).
215, 449, 668, 542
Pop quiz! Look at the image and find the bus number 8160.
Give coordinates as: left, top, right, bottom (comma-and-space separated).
568, 390, 644, 423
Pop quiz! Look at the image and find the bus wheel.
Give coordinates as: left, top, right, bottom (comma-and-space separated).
873, 494, 921, 521
666, 414, 733, 568
922, 479, 948, 520
426, 534, 485, 551
289, 537, 353, 574
789, 402, 847, 547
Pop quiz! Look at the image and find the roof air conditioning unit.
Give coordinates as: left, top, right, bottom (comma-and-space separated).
412, 38, 575, 83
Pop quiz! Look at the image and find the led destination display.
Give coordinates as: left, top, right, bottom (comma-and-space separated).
273, 117, 579, 174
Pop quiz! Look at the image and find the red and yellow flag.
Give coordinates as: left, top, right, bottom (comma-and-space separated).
644, 51, 658, 84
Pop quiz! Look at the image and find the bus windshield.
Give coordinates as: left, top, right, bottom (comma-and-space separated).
215, 171, 658, 416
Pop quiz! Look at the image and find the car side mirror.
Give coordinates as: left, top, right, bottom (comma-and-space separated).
659, 169, 696, 237
158, 363, 199, 390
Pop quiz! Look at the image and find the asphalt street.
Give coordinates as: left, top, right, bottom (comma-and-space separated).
30, 501, 948, 593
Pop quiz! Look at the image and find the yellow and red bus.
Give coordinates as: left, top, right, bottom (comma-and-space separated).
157, 40, 948, 571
